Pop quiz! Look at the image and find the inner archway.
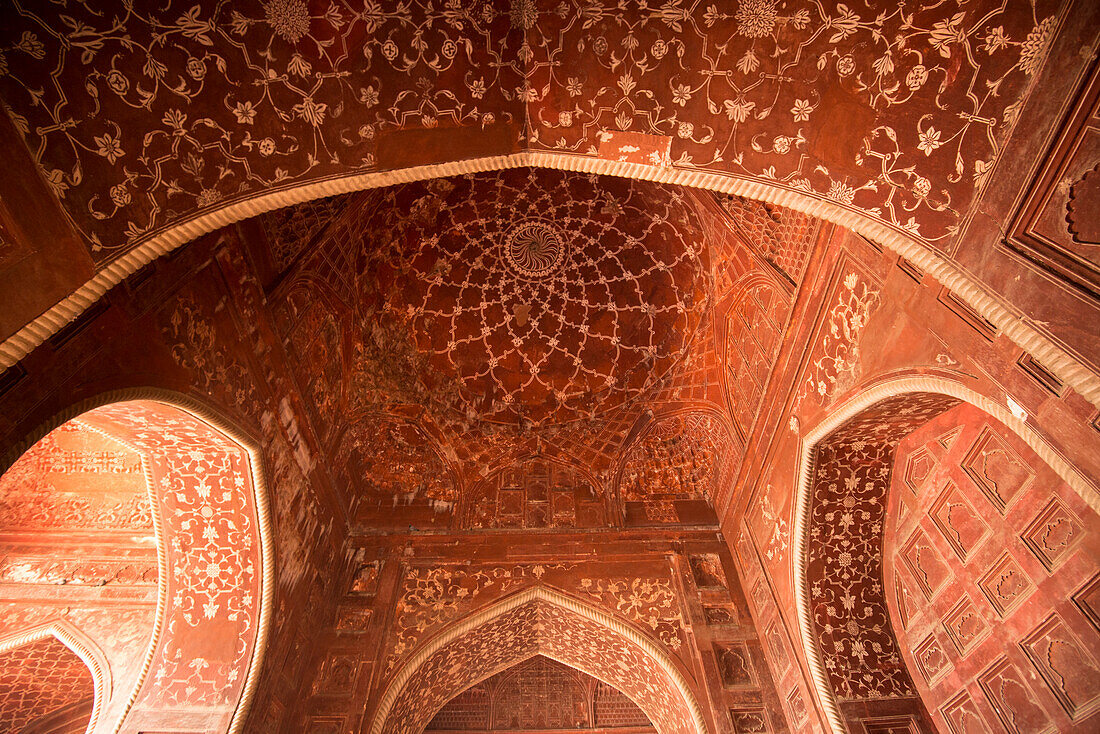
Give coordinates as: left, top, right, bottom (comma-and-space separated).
0, 396, 273, 733
0, 628, 95, 733
791, 376, 1100, 733
372, 586, 709, 734
427, 654, 655, 732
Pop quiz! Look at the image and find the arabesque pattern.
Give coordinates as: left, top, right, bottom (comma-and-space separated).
379, 598, 700, 734
0, 0, 1059, 261
807, 392, 957, 700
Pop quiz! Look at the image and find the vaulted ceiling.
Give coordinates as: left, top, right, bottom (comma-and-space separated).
258, 166, 808, 529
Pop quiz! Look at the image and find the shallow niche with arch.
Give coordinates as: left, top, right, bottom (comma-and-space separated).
371, 586, 710, 734
790, 377, 1100, 733
0, 396, 273, 733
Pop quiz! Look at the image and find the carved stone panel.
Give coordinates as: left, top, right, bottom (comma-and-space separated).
914, 632, 953, 686
901, 528, 952, 600
977, 658, 1055, 734
962, 428, 1035, 514
1020, 615, 1100, 720
941, 691, 993, 734
942, 598, 990, 655
1007, 59, 1100, 299
1021, 497, 1084, 571
930, 483, 991, 562
717, 642, 757, 688
977, 553, 1035, 618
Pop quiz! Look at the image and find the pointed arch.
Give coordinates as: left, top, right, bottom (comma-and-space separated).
371, 585, 709, 734
0, 389, 274, 734
791, 375, 1099, 733
3, 152, 1097, 413
0, 621, 110, 734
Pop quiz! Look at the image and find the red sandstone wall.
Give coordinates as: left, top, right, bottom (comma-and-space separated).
887, 403, 1100, 732
726, 221, 1100, 733
0, 228, 346, 731
290, 532, 789, 733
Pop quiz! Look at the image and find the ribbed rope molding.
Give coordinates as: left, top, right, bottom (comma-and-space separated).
2, 152, 1097, 412
0, 621, 110, 734
1, 389, 274, 734
790, 376, 1100, 734
369, 585, 710, 734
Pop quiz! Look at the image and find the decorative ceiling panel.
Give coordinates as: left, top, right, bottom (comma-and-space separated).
0, 0, 1060, 262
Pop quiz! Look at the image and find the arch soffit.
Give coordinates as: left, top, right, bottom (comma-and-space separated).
371, 585, 710, 734
0, 621, 110, 734
0, 389, 274, 734
790, 374, 1099, 734
1, 153, 1097, 413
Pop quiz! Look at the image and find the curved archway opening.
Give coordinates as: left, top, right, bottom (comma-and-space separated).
372, 587, 709, 734
0, 398, 272, 733
426, 654, 656, 732
791, 376, 1100, 733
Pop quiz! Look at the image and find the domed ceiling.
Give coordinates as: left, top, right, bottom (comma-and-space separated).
266, 167, 811, 528
357, 168, 709, 427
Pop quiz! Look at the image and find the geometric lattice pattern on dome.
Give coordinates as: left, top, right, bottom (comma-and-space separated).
0, 636, 93, 732
259, 194, 351, 271
354, 168, 710, 427
724, 280, 791, 438
719, 196, 819, 283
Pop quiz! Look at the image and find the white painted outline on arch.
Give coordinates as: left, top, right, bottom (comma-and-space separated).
370, 585, 710, 734
0, 390, 274, 734
1, 152, 1097, 412
791, 375, 1099, 734
0, 620, 111, 734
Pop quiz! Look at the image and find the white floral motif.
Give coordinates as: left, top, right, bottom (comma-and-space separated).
803, 271, 881, 404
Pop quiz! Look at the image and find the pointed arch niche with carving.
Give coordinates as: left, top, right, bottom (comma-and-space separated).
790, 376, 1099, 733
0, 622, 104, 733
370, 586, 710, 734
0, 394, 274, 734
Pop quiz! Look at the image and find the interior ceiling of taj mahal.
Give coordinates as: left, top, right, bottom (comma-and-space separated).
0, 1, 1098, 733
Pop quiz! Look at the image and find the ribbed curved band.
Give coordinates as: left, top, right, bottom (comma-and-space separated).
2, 389, 274, 734
1, 152, 1097, 411
0, 621, 111, 734
370, 585, 710, 734
790, 376, 1100, 734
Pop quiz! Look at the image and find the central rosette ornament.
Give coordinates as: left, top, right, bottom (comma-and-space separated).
371, 169, 709, 427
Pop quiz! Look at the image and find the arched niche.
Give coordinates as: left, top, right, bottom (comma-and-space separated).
371, 586, 710, 734
0, 394, 274, 734
0, 622, 105, 733
614, 407, 739, 526
790, 376, 1098, 733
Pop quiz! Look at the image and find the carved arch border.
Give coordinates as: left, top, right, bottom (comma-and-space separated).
0, 620, 111, 734
790, 374, 1099, 734
1, 152, 1097, 411
0, 388, 275, 734
370, 585, 710, 734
